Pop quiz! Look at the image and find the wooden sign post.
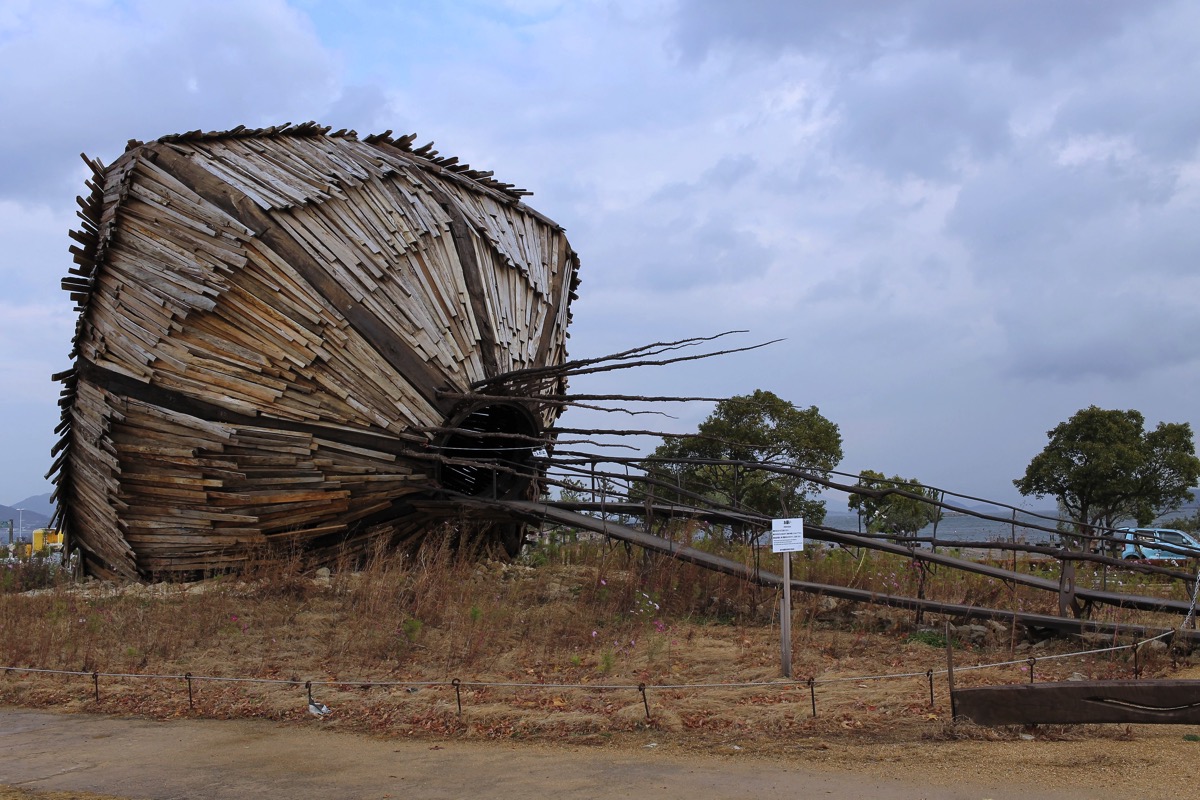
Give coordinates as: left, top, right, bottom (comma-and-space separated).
772, 518, 804, 679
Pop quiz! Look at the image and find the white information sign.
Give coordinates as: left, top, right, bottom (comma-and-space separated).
771, 517, 804, 553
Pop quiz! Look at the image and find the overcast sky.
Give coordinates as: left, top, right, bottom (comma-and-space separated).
2, 0, 1199, 512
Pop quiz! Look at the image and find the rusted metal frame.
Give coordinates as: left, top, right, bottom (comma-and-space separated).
548, 451, 1198, 598
545, 456, 763, 534
543, 451, 1198, 619
670, 456, 1071, 540
1059, 558, 1077, 618
451, 497, 1200, 645
569, 453, 1200, 575
812, 521, 1198, 587
636, 451, 1066, 553
945, 621, 957, 718
543, 500, 763, 528
559, 450, 1064, 543
800, 529, 1194, 582
807, 524, 1197, 618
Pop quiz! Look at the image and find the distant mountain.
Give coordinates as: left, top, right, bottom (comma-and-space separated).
11, 492, 55, 517
0, 504, 50, 541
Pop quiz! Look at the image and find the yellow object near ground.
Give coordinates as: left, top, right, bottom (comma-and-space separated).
32, 528, 63, 552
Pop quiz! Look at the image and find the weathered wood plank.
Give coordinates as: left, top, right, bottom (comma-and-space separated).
953, 681, 1200, 726
148, 143, 454, 413
56, 127, 578, 577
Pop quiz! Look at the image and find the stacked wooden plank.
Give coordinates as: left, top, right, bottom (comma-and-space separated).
51, 124, 580, 580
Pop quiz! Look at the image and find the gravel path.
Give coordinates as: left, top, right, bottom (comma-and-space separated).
0, 708, 1127, 800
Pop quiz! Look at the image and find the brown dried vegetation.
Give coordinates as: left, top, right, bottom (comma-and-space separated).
1, 536, 1194, 757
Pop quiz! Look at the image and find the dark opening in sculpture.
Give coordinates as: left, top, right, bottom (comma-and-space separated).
435, 402, 541, 499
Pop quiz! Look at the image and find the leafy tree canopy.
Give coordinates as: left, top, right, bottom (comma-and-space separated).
1162, 509, 1200, 535
641, 389, 842, 540
847, 470, 942, 537
1014, 406, 1200, 542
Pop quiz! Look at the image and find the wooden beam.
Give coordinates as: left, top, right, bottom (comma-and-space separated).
145, 143, 453, 413
426, 497, 1200, 646
75, 360, 422, 457
953, 681, 1200, 726
422, 181, 500, 378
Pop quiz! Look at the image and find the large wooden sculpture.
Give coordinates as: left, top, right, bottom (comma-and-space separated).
51, 124, 580, 580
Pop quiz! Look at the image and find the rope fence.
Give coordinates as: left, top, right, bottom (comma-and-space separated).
1, 628, 1181, 721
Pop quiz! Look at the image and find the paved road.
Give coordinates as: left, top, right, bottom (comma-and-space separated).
1, 708, 1068, 799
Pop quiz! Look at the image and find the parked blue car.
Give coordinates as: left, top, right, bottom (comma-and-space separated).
1118, 527, 1200, 561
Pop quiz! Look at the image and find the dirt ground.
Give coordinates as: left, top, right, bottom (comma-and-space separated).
3, 704, 1200, 800
6, 559, 1200, 798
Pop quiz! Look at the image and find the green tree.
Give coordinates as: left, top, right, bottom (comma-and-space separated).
1014, 406, 1200, 546
847, 470, 942, 538
1162, 509, 1200, 534
641, 389, 842, 541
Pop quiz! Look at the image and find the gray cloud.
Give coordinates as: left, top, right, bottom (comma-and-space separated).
945, 131, 1200, 385
832, 53, 1013, 179
947, 150, 1171, 266
587, 208, 773, 292
3, 0, 1200, 506
0, 0, 339, 203
670, 0, 1191, 184
671, 0, 1164, 70
998, 292, 1200, 382
902, 0, 1161, 71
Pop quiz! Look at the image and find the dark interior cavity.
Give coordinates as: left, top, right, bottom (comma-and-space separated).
435, 403, 540, 498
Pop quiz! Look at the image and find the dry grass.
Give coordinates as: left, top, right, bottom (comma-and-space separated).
1, 536, 1194, 755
